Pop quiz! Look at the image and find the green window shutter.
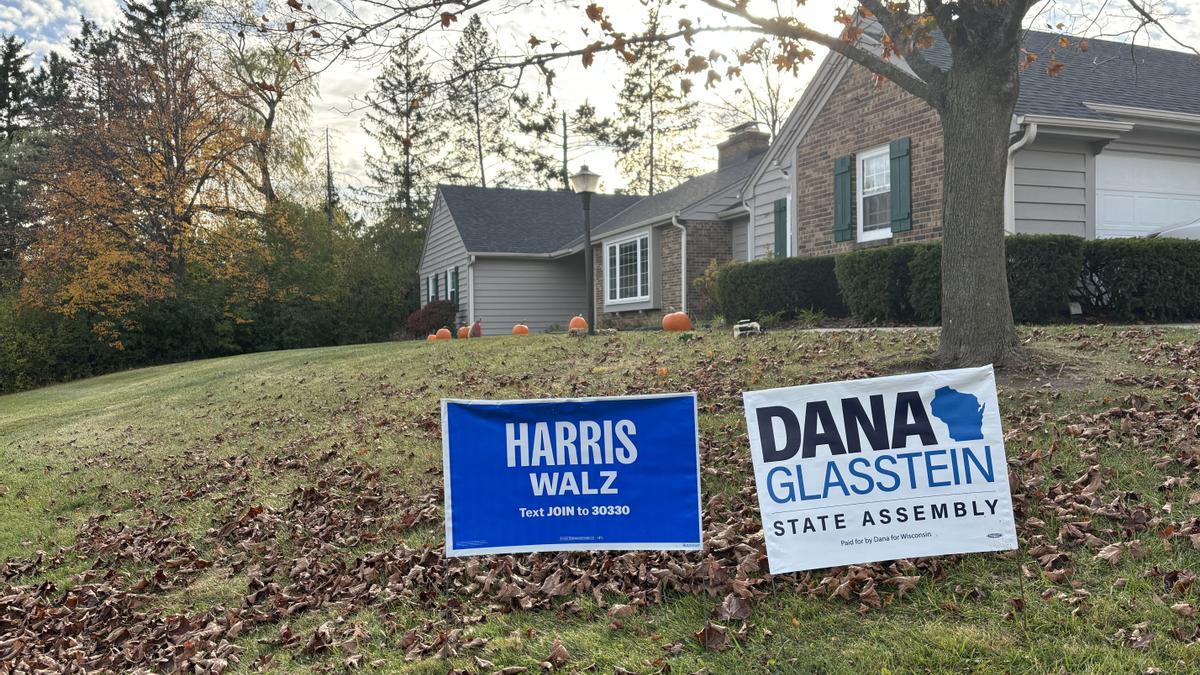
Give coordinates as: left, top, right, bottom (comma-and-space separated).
425, 276, 430, 304
433, 274, 439, 300
773, 199, 788, 257
451, 267, 459, 304
889, 137, 913, 233
833, 156, 853, 242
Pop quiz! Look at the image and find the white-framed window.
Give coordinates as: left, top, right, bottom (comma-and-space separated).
604, 232, 651, 304
445, 266, 458, 304
857, 144, 892, 241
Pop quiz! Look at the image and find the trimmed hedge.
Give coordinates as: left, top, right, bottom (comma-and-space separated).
906, 244, 942, 324
906, 235, 1086, 324
715, 234, 1200, 327
834, 246, 917, 323
1007, 234, 1086, 323
1078, 237, 1200, 321
714, 256, 846, 322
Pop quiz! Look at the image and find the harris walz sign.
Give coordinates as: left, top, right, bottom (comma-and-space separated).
441, 393, 702, 557
743, 366, 1017, 573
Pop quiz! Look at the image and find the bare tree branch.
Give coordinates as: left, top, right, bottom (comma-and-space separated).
699, 0, 933, 103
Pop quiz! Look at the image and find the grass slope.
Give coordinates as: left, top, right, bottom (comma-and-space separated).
3, 327, 1200, 673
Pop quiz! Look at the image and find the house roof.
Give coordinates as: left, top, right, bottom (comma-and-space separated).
588, 155, 763, 239
922, 30, 1200, 121
743, 53, 852, 200
437, 185, 642, 255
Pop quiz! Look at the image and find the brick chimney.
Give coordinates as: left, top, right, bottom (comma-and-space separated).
717, 122, 770, 170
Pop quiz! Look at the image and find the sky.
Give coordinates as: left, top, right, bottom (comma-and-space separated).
3, 0, 1199, 201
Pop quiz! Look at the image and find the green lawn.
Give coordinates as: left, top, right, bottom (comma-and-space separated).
3, 326, 1200, 673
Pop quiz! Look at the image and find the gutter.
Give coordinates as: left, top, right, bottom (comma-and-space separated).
1015, 114, 1132, 136
671, 214, 687, 313
470, 249, 575, 260
1004, 121, 1038, 233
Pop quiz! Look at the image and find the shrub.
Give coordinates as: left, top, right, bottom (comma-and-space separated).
1006, 234, 1085, 323
405, 299, 458, 337
907, 244, 942, 324
1078, 237, 1200, 321
907, 236, 1086, 324
835, 246, 917, 323
713, 256, 845, 322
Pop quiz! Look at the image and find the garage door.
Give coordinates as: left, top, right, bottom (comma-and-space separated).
1096, 151, 1200, 238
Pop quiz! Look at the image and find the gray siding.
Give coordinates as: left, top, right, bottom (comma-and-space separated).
748, 168, 790, 258
472, 254, 587, 335
1012, 140, 1090, 237
418, 193, 471, 324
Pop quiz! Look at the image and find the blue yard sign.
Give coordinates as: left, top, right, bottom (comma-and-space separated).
442, 393, 702, 556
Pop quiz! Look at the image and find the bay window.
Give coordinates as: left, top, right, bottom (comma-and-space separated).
605, 233, 650, 304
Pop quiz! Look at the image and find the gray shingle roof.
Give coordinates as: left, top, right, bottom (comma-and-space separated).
437, 185, 642, 255
921, 30, 1200, 120
589, 156, 762, 238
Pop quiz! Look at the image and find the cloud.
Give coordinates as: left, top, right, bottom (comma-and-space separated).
1, 0, 120, 57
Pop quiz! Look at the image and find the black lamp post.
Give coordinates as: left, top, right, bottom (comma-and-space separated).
570, 165, 601, 335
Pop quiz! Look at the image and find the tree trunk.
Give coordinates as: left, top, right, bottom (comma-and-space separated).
932, 55, 1020, 367
472, 85, 486, 188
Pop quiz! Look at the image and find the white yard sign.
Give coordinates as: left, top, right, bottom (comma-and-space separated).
743, 365, 1017, 574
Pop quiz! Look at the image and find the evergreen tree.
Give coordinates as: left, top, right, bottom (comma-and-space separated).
121, 0, 200, 43
511, 92, 612, 191
0, 36, 33, 287
446, 15, 511, 188
607, 4, 701, 195
0, 37, 32, 144
363, 39, 447, 218
30, 52, 72, 113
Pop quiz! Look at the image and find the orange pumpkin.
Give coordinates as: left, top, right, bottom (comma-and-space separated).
457, 326, 470, 339
568, 315, 588, 332
426, 334, 437, 341
435, 328, 452, 340
662, 311, 692, 332
512, 323, 530, 335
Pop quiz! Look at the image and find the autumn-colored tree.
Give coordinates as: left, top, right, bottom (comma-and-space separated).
211, 0, 317, 205
24, 0, 251, 344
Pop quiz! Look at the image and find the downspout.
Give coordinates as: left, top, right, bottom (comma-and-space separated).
467, 254, 476, 325
671, 214, 687, 313
745, 199, 755, 261
1005, 121, 1038, 233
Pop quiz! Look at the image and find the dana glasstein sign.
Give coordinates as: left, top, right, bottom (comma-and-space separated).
441, 393, 702, 556
743, 366, 1017, 573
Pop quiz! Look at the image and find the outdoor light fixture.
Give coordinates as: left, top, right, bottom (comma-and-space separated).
570, 165, 601, 335
569, 165, 601, 195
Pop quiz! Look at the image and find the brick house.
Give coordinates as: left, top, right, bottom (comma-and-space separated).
740, 28, 1200, 262
418, 28, 1200, 331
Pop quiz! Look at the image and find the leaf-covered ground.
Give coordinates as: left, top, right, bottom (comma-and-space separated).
3, 326, 1200, 673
